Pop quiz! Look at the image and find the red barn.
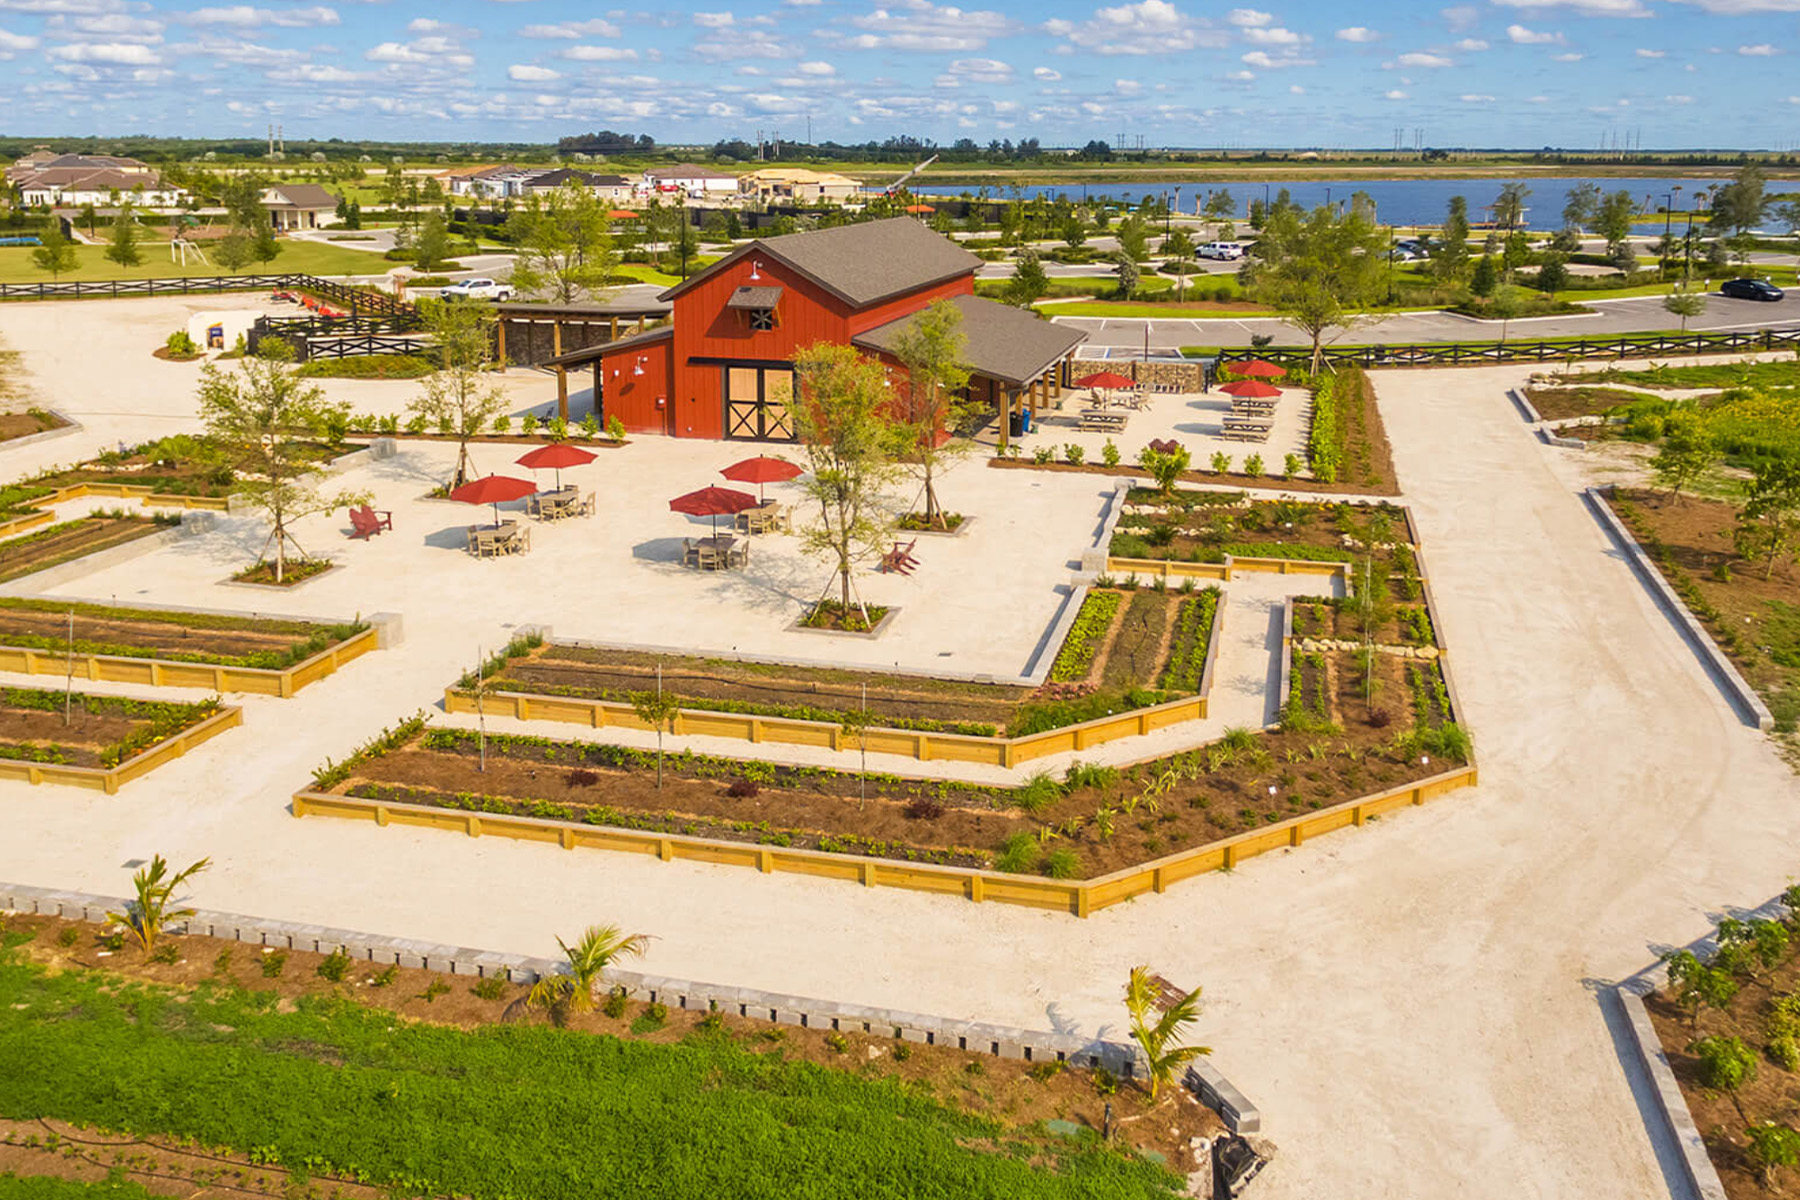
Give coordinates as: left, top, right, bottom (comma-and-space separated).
553, 217, 1086, 442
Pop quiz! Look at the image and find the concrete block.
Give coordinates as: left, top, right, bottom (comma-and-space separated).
996, 1041, 1026, 1060
449, 957, 483, 977
898, 1026, 928, 1044
774, 1009, 806, 1027
369, 612, 405, 649
397, 952, 424, 969
180, 510, 216, 536
369, 437, 399, 461
226, 492, 254, 515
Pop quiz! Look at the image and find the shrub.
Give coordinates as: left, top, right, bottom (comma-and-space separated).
1028, 1060, 1065, 1082
165, 330, 198, 357
1064, 443, 1085, 466
1770, 1036, 1800, 1071
1690, 1034, 1757, 1090
606, 415, 627, 443
1042, 848, 1081, 879
602, 986, 628, 1019
260, 950, 287, 978
1033, 447, 1054, 465
317, 948, 351, 982
1210, 451, 1230, 474
825, 1031, 849, 1053
1013, 771, 1062, 814
1101, 440, 1121, 467
1243, 454, 1263, 478
891, 1040, 913, 1062
491, 415, 513, 435
994, 832, 1038, 873
580, 413, 601, 438
519, 413, 539, 436
1284, 453, 1301, 479
471, 976, 507, 1001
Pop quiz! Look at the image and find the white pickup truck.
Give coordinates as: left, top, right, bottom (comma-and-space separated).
438, 278, 514, 302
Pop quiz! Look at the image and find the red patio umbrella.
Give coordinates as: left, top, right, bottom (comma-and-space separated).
1074, 371, 1137, 390
1231, 360, 1286, 378
1219, 380, 1282, 399
720, 455, 802, 503
516, 442, 597, 489
448, 474, 538, 524
608, 210, 640, 220
905, 203, 935, 214
670, 485, 759, 537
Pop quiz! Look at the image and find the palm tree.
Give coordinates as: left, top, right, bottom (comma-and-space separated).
527, 924, 650, 1023
107, 855, 210, 955
1124, 965, 1210, 1101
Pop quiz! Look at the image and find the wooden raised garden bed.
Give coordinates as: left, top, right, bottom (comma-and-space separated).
0, 686, 241, 792
0, 598, 377, 697
0, 511, 176, 583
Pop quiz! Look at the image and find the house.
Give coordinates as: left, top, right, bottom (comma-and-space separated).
737, 167, 861, 205
548, 217, 1085, 442
261, 183, 338, 231
641, 164, 739, 198
440, 165, 525, 198
518, 170, 635, 202
10, 154, 185, 207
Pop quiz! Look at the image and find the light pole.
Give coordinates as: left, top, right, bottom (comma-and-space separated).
1661, 191, 1674, 278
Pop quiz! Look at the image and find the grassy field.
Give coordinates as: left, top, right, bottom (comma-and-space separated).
0, 946, 1184, 1200
0, 241, 391, 284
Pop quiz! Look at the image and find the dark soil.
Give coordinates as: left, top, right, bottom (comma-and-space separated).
0, 912, 1223, 1172
230, 558, 333, 587
0, 410, 61, 442
0, 600, 357, 666
1523, 384, 1645, 421
0, 700, 147, 768
799, 601, 890, 633
1646, 949, 1800, 1199
1110, 494, 1414, 567
1611, 488, 1800, 724
0, 517, 165, 584
1290, 599, 1435, 646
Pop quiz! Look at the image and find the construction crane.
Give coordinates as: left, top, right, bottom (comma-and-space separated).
883, 155, 938, 196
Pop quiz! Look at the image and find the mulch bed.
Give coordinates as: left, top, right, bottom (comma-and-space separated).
0, 912, 1223, 1173
1109, 493, 1414, 569
0, 600, 359, 667
230, 558, 334, 587
1523, 384, 1646, 421
992, 455, 1396, 497
1611, 488, 1800, 724
0, 410, 62, 442
0, 516, 166, 584
0, 702, 142, 768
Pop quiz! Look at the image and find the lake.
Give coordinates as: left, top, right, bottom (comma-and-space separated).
911, 176, 1800, 230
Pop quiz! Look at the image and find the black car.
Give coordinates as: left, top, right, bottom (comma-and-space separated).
1721, 278, 1785, 301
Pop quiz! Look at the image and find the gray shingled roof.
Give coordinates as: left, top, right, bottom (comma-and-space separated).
725, 285, 784, 310
852, 295, 1088, 387
660, 217, 981, 311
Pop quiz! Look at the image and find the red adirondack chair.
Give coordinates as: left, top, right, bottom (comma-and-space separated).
348, 505, 392, 540
879, 539, 919, 576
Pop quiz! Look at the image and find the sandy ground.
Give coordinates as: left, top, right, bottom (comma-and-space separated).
0, 298, 1795, 1197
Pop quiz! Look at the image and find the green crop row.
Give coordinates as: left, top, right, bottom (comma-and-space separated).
1048, 591, 1122, 683
1158, 587, 1220, 693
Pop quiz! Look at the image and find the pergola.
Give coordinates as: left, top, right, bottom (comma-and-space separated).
494, 300, 672, 419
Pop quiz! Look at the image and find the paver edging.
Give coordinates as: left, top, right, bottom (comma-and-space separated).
1614, 984, 1729, 1200
1508, 387, 1544, 424
1585, 486, 1774, 730
0, 877, 1262, 1133
1539, 427, 1588, 450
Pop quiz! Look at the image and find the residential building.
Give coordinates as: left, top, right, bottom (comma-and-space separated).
260, 183, 338, 231
737, 167, 861, 205
9, 154, 185, 207
641, 164, 739, 198
518, 170, 635, 202
549, 217, 1084, 441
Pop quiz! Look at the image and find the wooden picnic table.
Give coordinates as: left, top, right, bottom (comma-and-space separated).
468, 520, 529, 557
685, 534, 748, 570
736, 499, 787, 535
1079, 409, 1129, 433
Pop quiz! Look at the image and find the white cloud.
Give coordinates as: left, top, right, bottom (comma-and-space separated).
508, 63, 560, 81
1032, 65, 1060, 79
0, 0, 130, 13
519, 19, 621, 39
1669, 0, 1800, 10
848, 0, 1015, 52
266, 62, 370, 82
1665, 93, 1692, 102
1382, 88, 1407, 98
558, 44, 639, 60
1395, 51, 1452, 66
1054, 0, 1226, 56
945, 55, 1012, 81
1506, 23, 1562, 43
1454, 37, 1488, 49
693, 29, 795, 58
1492, 0, 1647, 14
1226, 6, 1270, 24
0, 25, 38, 50
1441, 4, 1479, 28
186, 4, 339, 27
693, 11, 734, 26
1114, 77, 1141, 93
1459, 92, 1495, 101
45, 38, 158, 62
796, 59, 834, 74
1551, 50, 1584, 60
1288, 82, 1303, 92
1240, 48, 1311, 67
1243, 25, 1304, 44
1336, 26, 1379, 42
1634, 47, 1663, 57
57, 12, 162, 39
1224, 67, 1254, 78
1739, 42, 1780, 55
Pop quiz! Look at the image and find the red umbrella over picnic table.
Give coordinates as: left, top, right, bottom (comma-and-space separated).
1230, 360, 1287, 378
516, 442, 597, 489
720, 455, 802, 503
670, 485, 759, 536
1074, 371, 1137, 391
448, 474, 539, 524
1219, 380, 1282, 399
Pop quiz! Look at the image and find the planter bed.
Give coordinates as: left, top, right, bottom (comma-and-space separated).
23, 438, 342, 504
0, 408, 66, 444
0, 513, 176, 584
314, 666, 1466, 880
228, 558, 336, 588
1642, 890, 1800, 1200
1289, 596, 1436, 648
1520, 384, 1647, 421
0, 687, 216, 768
1108, 494, 1412, 571
0, 598, 366, 671
0, 912, 1218, 1196
1610, 488, 1800, 729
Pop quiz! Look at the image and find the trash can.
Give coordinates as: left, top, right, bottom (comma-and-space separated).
1010, 408, 1032, 437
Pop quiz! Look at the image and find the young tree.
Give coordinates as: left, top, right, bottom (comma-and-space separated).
1745, 1124, 1800, 1193
1115, 215, 1150, 262
628, 687, 682, 788
78, 202, 99, 238
1137, 443, 1191, 494
792, 342, 900, 623
198, 344, 356, 582
1059, 215, 1087, 250
1663, 948, 1739, 1027
1492, 181, 1531, 232
1500, 230, 1532, 283
1162, 228, 1197, 303
409, 299, 507, 490
104, 205, 142, 269
1536, 255, 1568, 298
525, 924, 649, 1025
214, 229, 253, 274
889, 299, 971, 530
30, 218, 77, 280
1469, 253, 1499, 298
508, 181, 617, 303
1488, 284, 1523, 342
1247, 202, 1387, 372
1561, 181, 1600, 235
1123, 965, 1210, 1102
1433, 195, 1471, 288
107, 854, 210, 955
1711, 164, 1768, 239
1650, 414, 1716, 502
413, 211, 451, 272
1663, 281, 1708, 332
250, 214, 280, 267
1114, 252, 1140, 300
1596, 190, 1637, 261
1003, 247, 1049, 308
1736, 457, 1800, 580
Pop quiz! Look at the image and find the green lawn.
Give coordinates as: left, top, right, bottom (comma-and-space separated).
0, 949, 1182, 1200
0, 240, 393, 284
1048, 299, 1279, 318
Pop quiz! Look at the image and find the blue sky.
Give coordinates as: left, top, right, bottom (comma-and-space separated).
1, 0, 1797, 145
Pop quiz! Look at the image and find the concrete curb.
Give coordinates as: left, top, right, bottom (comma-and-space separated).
1538, 427, 1588, 450
1585, 487, 1774, 731
0, 879, 1261, 1134
1612, 986, 1728, 1200
1508, 387, 1543, 424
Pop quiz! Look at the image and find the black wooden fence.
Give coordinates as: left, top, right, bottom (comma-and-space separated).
1216, 328, 1800, 369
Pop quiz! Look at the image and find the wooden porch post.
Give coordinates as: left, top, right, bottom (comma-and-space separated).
997, 387, 1011, 451
496, 317, 507, 372
553, 321, 567, 419
610, 315, 619, 341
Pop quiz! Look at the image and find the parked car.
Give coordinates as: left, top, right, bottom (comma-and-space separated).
1720, 278, 1785, 302
439, 278, 514, 302
1198, 241, 1245, 261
